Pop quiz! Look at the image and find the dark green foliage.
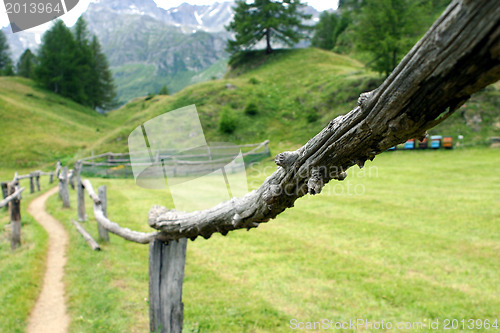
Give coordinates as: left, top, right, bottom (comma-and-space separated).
88, 35, 117, 110
219, 109, 237, 134
312, 11, 339, 50
353, 0, 425, 76
16, 49, 37, 78
0, 30, 13, 76
226, 0, 311, 55
306, 108, 319, 123
158, 85, 169, 95
35, 18, 116, 110
248, 77, 260, 85
36, 20, 83, 100
334, 0, 451, 75
244, 102, 258, 116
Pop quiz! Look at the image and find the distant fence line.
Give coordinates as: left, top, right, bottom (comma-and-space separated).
79, 140, 271, 178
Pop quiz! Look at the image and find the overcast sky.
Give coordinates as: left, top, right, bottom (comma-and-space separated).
1, 0, 339, 31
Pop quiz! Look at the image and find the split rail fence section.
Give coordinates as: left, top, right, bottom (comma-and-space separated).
1, 164, 58, 250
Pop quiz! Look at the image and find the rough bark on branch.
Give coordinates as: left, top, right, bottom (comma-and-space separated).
146, 0, 500, 241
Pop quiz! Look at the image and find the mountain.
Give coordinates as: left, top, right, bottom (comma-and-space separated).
4, 0, 321, 104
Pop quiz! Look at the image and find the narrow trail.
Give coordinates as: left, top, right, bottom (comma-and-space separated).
27, 187, 70, 333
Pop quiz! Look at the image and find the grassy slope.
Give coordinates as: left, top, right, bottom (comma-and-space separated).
1, 48, 498, 167
91, 48, 500, 157
87, 48, 377, 156
0, 181, 51, 333
44, 148, 500, 332
0, 77, 117, 168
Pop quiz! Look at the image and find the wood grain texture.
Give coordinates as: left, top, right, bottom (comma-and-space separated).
149, 238, 187, 333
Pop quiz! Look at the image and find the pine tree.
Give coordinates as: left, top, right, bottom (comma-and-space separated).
312, 12, 339, 50
73, 17, 93, 106
35, 20, 82, 100
226, 0, 311, 55
89, 35, 117, 110
16, 49, 37, 78
0, 30, 13, 76
158, 85, 169, 95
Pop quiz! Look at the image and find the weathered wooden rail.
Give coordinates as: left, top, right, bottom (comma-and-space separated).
71, 169, 183, 333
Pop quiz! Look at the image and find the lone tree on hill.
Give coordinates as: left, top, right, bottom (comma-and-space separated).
226, 0, 311, 55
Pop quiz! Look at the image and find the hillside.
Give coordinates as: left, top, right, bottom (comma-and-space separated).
88, 48, 500, 156
0, 77, 116, 168
1, 48, 498, 168
89, 49, 376, 154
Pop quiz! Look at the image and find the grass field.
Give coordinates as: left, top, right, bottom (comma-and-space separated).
0, 178, 51, 333
40, 148, 500, 332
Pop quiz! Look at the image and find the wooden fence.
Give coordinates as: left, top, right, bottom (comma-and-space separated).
65, 161, 188, 333
79, 140, 271, 178
1, 165, 57, 250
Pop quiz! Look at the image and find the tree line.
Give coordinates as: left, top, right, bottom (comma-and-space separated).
0, 17, 116, 110
226, 0, 451, 76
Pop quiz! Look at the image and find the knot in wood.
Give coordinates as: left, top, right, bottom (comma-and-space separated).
275, 151, 298, 169
357, 90, 375, 109
307, 169, 324, 195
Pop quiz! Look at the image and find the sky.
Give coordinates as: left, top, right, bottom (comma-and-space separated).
0, 0, 339, 31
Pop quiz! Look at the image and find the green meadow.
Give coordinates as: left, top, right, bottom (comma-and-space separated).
35, 147, 499, 332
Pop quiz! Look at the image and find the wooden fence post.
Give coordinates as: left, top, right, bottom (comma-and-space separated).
149, 238, 187, 333
9, 183, 21, 250
35, 172, 41, 192
59, 166, 70, 208
30, 173, 35, 194
1, 182, 7, 211
69, 170, 75, 190
75, 162, 86, 221
49, 172, 54, 184
55, 160, 61, 178
97, 185, 109, 241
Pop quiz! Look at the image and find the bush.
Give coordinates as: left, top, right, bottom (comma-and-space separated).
219, 109, 237, 134
158, 85, 169, 95
244, 102, 259, 116
306, 109, 319, 123
248, 77, 260, 85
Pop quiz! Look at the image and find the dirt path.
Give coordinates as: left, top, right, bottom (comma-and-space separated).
27, 187, 70, 333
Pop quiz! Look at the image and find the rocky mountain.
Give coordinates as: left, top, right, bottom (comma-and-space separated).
4, 0, 321, 104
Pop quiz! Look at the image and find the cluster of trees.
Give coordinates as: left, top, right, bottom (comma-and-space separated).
225, 0, 451, 76
312, 0, 452, 75
0, 17, 116, 110
0, 30, 14, 76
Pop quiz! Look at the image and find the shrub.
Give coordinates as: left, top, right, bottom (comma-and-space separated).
244, 102, 259, 116
306, 109, 319, 123
219, 109, 237, 134
248, 77, 260, 85
158, 85, 169, 95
